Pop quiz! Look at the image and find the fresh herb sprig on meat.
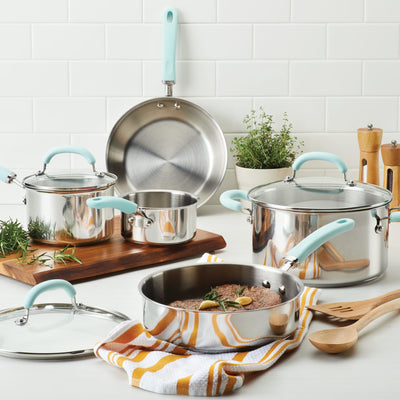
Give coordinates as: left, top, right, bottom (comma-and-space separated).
203, 287, 241, 311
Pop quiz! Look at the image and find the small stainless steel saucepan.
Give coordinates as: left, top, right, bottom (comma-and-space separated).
0, 146, 117, 245
87, 190, 197, 245
138, 218, 354, 352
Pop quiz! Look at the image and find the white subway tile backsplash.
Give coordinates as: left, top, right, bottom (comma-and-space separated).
0, 25, 31, 59
253, 98, 326, 132
143, 61, 215, 97
218, 0, 290, 22
179, 25, 252, 60
69, 0, 142, 22
183, 98, 252, 133
327, 97, 398, 133
366, 0, 400, 22
290, 61, 362, 96
328, 24, 399, 59
217, 62, 289, 96
291, 0, 364, 22
33, 25, 105, 60
255, 24, 325, 59
0, 1, 398, 206
107, 25, 161, 60
0, 62, 68, 97
34, 98, 106, 133
143, 0, 217, 23
70, 61, 142, 97
364, 62, 400, 95
0, 0, 67, 22
0, 134, 70, 169
0, 99, 32, 132
106, 97, 145, 132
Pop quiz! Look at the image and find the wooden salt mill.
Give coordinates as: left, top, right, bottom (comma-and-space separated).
381, 140, 400, 207
357, 124, 383, 185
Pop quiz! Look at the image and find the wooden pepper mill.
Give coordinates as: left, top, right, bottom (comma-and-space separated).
357, 124, 383, 185
381, 140, 400, 207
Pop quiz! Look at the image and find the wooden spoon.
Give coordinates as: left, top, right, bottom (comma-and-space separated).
308, 298, 400, 353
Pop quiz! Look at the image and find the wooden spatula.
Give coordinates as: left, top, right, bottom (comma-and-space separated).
307, 289, 400, 320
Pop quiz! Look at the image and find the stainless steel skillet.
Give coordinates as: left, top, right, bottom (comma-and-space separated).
106, 8, 227, 207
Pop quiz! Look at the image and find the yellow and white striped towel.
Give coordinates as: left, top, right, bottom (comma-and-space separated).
94, 253, 320, 396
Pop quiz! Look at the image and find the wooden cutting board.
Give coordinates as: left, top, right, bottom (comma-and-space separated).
0, 219, 226, 285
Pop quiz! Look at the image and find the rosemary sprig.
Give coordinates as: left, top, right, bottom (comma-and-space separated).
0, 219, 32, 259
26, 245, 82, 266
203, 287, 241, 311
234, 285, 246, 297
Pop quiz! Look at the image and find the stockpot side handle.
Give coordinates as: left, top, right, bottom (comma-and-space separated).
219, 190, 249, 212
162, 8, 178, 86
86, 196, 138, 215
282, 218, 355, 270
16, 279, 78, 326
390, 212, 400, 222
0, 165, 15, 184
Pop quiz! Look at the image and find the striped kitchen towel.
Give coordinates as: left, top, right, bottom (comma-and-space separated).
94, 254, 320, 396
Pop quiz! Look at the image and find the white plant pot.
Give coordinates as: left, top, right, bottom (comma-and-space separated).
235, 164, 292, 193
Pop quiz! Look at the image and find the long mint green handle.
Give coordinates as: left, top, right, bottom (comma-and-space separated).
87, 196, 137, 214
0, 165, 13, 183
162, 8, 178, 82
43, 146, 96, 165
219, 190, 249, 212
293, 152, 348, 173
24, 279, 76, 309
286, 218, 355, 264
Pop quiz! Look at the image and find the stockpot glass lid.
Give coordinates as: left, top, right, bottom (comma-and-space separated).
0, 280, 129, 359
22, 145, 117, 193
248, 176, 392, 212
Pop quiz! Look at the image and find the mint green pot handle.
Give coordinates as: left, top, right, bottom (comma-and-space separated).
162, 7, 178, 82
285, 218, 355, 265
24, 279, 76, 310
390, 212, 400, 222
219, 190, 249, 212
86, 196, 138, 215
0, 165, 14, 183
43, 145, 96, 166
293, 152, 348, 174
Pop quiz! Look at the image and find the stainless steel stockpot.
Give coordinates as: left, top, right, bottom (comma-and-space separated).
87, 190, 197, 245
0, 146, 117, 245
138, 219, 355, 352
221, 152, 400, 287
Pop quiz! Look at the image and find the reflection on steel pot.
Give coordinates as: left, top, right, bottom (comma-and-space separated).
220, 152, 400, 287
138, 219, 354, 352
87, 190, 197, 245
0, 146, 117, 245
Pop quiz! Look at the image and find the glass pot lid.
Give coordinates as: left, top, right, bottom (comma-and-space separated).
0, 280, 129, 359
22, 145, 117, 193
248, 176, 392, 212
248, 152, 392, 213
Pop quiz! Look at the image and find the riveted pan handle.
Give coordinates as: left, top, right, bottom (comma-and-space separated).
162, 7, 178, 94
281, 218, 355, 271
87, 196, 138, 215
16, 279, 78, 326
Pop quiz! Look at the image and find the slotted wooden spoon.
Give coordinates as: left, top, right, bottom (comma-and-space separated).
307, 288, 400, 320
309, 298, 400, 353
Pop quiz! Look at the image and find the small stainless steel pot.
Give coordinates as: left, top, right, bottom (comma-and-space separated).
221, 152, 400, 287
0, 146, 117, 245
138, 219, 354, 352
87, 190, 197, 245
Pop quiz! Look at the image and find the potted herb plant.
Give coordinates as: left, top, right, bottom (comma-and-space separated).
231, 107, 303, 192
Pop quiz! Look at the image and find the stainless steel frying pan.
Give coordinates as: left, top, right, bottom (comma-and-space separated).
106, 8, 227, 207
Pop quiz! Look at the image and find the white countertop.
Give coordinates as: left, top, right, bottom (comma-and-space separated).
1, 205, 399, 400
